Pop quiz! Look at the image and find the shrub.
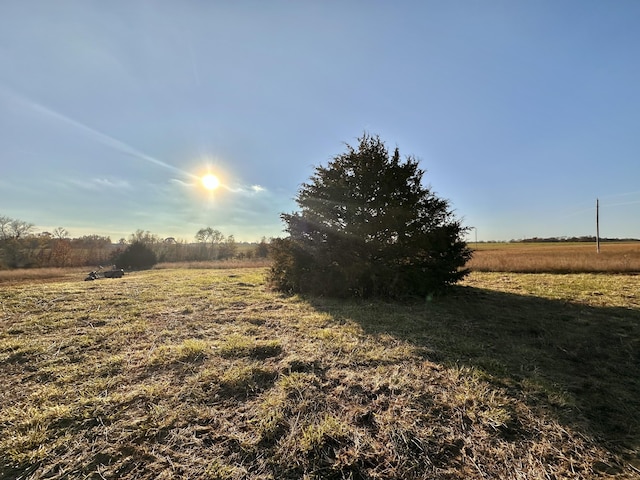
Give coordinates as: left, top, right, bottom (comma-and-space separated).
268, 133, 472, 298
113, 241, 157, 270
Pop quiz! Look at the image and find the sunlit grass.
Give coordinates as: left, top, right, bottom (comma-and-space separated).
1, 267, 638, 478
469, 241, 640, 273
0, 266, 87, 285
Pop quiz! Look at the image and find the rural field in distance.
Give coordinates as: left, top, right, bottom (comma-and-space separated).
1, 242, 639, 479
469, 241, 640, 273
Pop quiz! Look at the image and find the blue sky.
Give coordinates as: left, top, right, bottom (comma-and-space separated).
1, 1, 639, 242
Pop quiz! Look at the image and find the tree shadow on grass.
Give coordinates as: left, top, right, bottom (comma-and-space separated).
307, 285, 640, 466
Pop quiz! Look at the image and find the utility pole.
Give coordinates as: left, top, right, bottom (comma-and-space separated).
596, 198, 600, 253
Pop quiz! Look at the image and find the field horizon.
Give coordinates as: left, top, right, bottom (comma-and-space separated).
468, 241, 640, 274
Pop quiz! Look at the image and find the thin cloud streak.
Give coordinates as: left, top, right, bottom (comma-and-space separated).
66, 178, 133, 191
600, 191, 640, 199
601, 200, 640, 208
0, 84, 198, 181
219, 184, 269, 196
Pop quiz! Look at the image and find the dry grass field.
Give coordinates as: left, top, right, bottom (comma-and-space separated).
1, 259, 639, 478
0, 267, 89, 286
468, 241, 640, 273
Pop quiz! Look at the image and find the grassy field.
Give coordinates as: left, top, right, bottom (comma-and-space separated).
468, 241, 640, 273
1, 263, 639, 479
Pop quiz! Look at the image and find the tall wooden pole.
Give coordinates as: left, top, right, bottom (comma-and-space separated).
596, 198, 600, 253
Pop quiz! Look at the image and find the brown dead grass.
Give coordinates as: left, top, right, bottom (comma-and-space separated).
1, 267, 639, 479
153, 259, 272, 270
0, 267, 89, 285
469, 242, 640, 273
0, 260, 271, 285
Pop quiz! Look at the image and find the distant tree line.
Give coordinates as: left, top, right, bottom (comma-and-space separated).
509, 236, 640, 243
0, 215, 271, 270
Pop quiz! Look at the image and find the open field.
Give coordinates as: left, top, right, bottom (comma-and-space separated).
0, 267, 89, 286
468, 242, 640, 273
1, 267, 639, 479
0, 260, 271, 286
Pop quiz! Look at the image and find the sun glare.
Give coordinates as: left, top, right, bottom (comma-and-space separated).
201, 173, 220, 190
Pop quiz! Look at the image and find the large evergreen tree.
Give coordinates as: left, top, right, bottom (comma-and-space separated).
113, 240, 157, 270
269, 133, 472, 298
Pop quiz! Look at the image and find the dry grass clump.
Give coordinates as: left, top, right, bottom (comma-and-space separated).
469, 241, 640, 273
1, 267, 639, 478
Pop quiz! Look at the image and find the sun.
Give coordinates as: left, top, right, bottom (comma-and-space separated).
201, 173, 220, 190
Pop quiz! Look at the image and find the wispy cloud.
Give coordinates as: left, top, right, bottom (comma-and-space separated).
601, 200, 640, 208
93, 178, 132, 189
0, 84, 197, 181
170, 177, 269, 196
600, 190, 640, 199
170, 178, 195, 187
219, 184, 268, 196
67, 177, 132, 191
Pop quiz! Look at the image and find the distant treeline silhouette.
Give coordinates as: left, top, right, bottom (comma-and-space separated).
509, 236, 640, 243
0, 215, 269, 269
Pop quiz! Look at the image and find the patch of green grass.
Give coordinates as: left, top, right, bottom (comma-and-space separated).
300, 414, 351, 455
149, 339, 211, 366
203, 458, 240, 479
218, 362, 278, 398
217, 334, 282, 359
